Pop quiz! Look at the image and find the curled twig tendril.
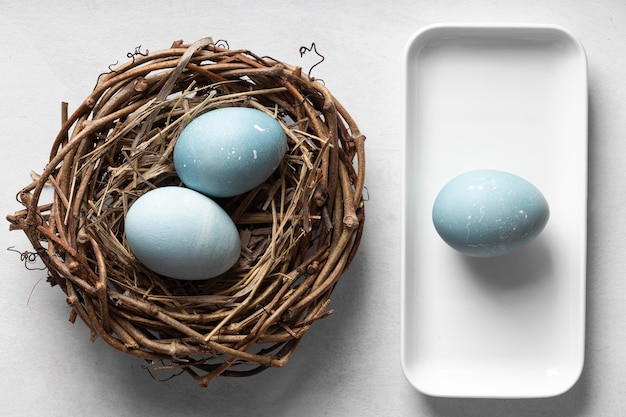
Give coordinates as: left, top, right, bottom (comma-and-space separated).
97, 44, 150, 87
98, 45, 150, 78
7, 246, 46, 270
128, 45, 149, 61
107, 61, 119, 72
212, 39, 230, 49
299, 42, 325, 81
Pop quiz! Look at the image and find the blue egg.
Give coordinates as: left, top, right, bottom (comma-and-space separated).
173, 107, 287, 197
125, 187, 241, 280
432, 170, 549, 258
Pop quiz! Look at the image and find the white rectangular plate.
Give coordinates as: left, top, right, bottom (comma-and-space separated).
401, 23, 587, 398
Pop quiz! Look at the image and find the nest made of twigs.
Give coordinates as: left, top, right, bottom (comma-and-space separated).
7, 37, 365, 387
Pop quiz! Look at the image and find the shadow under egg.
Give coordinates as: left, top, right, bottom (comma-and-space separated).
461, 236, 555, 290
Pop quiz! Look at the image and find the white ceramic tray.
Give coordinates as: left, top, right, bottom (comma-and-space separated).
401, 23, 587, 398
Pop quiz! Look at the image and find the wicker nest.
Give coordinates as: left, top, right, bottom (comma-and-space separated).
7, 38, 365, 387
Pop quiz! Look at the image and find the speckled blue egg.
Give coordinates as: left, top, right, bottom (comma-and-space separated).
432, 170, 549, 258
173, 107, 287, 197
125, 186, 240, 280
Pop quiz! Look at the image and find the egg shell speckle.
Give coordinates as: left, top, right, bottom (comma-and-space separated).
124, 186, 241, 280
432, 169, 550, 258
173, 107, 287, 198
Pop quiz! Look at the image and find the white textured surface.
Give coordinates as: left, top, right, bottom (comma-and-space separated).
1, 1, 625, 415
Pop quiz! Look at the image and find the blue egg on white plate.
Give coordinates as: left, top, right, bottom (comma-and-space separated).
124, 186, 241, 280
432, 169, 549, 258
173, 107, 287, 198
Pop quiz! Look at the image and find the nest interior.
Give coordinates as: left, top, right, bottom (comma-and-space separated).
7, 37, 365, 387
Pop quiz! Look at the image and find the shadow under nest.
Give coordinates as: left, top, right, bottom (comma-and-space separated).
7, 37, 366, 387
